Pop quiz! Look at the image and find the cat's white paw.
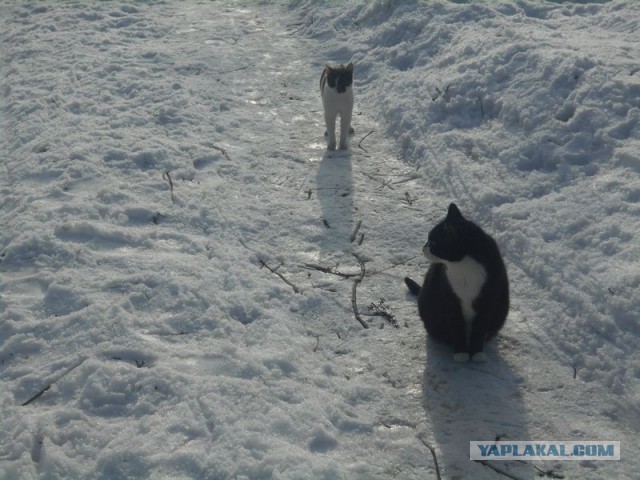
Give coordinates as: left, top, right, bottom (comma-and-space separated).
471, 352, 488, 363
453, 352, 470, 363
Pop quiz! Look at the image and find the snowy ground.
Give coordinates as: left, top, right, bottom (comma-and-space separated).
1, 1, 639, 479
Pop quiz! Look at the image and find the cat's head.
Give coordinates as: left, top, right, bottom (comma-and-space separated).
324, 62, 353, 93
423, 203, 470, 263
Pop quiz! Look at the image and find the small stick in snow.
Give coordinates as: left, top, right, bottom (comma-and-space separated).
476, 461, 528, 480
367, 298, 399, 328
401, 192, 415, 206
534, 466, 565, 479
162, 171, 176, 204
259, 259, 302, 294
207, 143, 232, 162
300, 263, 360, 279
22, 356, 87, 406
350, 220, 362, 243
418, 437, 442, 480
367, 255, 417, 276
358, 130, 375, 153
351, 254, 368, 329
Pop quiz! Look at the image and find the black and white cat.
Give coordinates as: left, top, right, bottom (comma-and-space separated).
320, 62, 354, 150
405, 203, 509, 363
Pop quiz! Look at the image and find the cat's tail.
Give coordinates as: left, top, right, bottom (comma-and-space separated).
404, 277, 421, 296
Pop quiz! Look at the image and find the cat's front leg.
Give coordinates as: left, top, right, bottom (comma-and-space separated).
469, 324, 487, 363
324, 111, 337, 150
338, 109, 353, 150
452, 330, 470, 363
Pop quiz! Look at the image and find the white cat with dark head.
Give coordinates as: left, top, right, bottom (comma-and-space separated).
405, 203, 509, 363
320, 62, 354, 150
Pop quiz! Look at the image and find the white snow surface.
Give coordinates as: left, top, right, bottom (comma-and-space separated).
1, 1, 639, 478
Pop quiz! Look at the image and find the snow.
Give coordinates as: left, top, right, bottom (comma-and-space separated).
1, 1, 639, 479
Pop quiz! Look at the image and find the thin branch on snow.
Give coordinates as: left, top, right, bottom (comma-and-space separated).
476, 461, 528, 480
22, 356, 87, 406
534, 466, 565, 479
358, 130, 375, 153
206, 143, 232, 162
259, 259, 302, 294
162, 171, 176, 204
418, 437, 442, 480
367, 298, 399, 328
299, 263, 360, 279
401, 192, 415, 206
367, 255, 418, 276
351, 253, 368, 329
350, 220, 362, 243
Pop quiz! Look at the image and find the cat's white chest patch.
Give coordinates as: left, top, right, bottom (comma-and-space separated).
443, 256, 487, 321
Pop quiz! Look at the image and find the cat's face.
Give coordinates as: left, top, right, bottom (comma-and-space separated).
423, 203, 469, 263
324, 63, 353, 94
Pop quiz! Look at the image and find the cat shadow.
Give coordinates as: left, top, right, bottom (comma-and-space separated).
315, 149, 354, 261
422, 337, 534, 479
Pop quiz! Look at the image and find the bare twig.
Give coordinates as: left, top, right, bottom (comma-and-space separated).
259, 259, 302, 294
401, 192, 415, 205
22, 356, 87, 406
351, 254, 368, 329
534, 466, 565, 479
350, 220, 362, 243
358, 130, 375, 153
219, 65, 250, 75
368, 255, 417, 276
300, 263, 360, 279
367, 299, 399, 328
207, 143, 232, 162
418, 437, 442, 480
162, 171, 176, 204
476, 461, 527, 480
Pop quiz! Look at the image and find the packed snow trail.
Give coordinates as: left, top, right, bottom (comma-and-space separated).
1, 2, 437, 479
1, 1, 639, 479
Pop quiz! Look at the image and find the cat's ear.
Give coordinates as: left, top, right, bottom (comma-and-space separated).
346, 62, 354, 72
446, 203, 464, 222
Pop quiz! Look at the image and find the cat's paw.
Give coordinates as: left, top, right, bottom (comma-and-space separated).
327, 142, 336, 150
471, 352, 488, 363
453, 352, 470, 363
338, 143, 349, 150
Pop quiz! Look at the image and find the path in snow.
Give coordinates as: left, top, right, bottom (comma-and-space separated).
1, 3, 439, 478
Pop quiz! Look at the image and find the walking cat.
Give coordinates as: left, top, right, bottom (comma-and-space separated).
405, 203, 509, 363
320, 62, 354, 150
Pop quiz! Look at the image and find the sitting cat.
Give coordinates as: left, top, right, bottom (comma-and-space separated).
320, 62, 354, 150
405, 203, 509, 363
